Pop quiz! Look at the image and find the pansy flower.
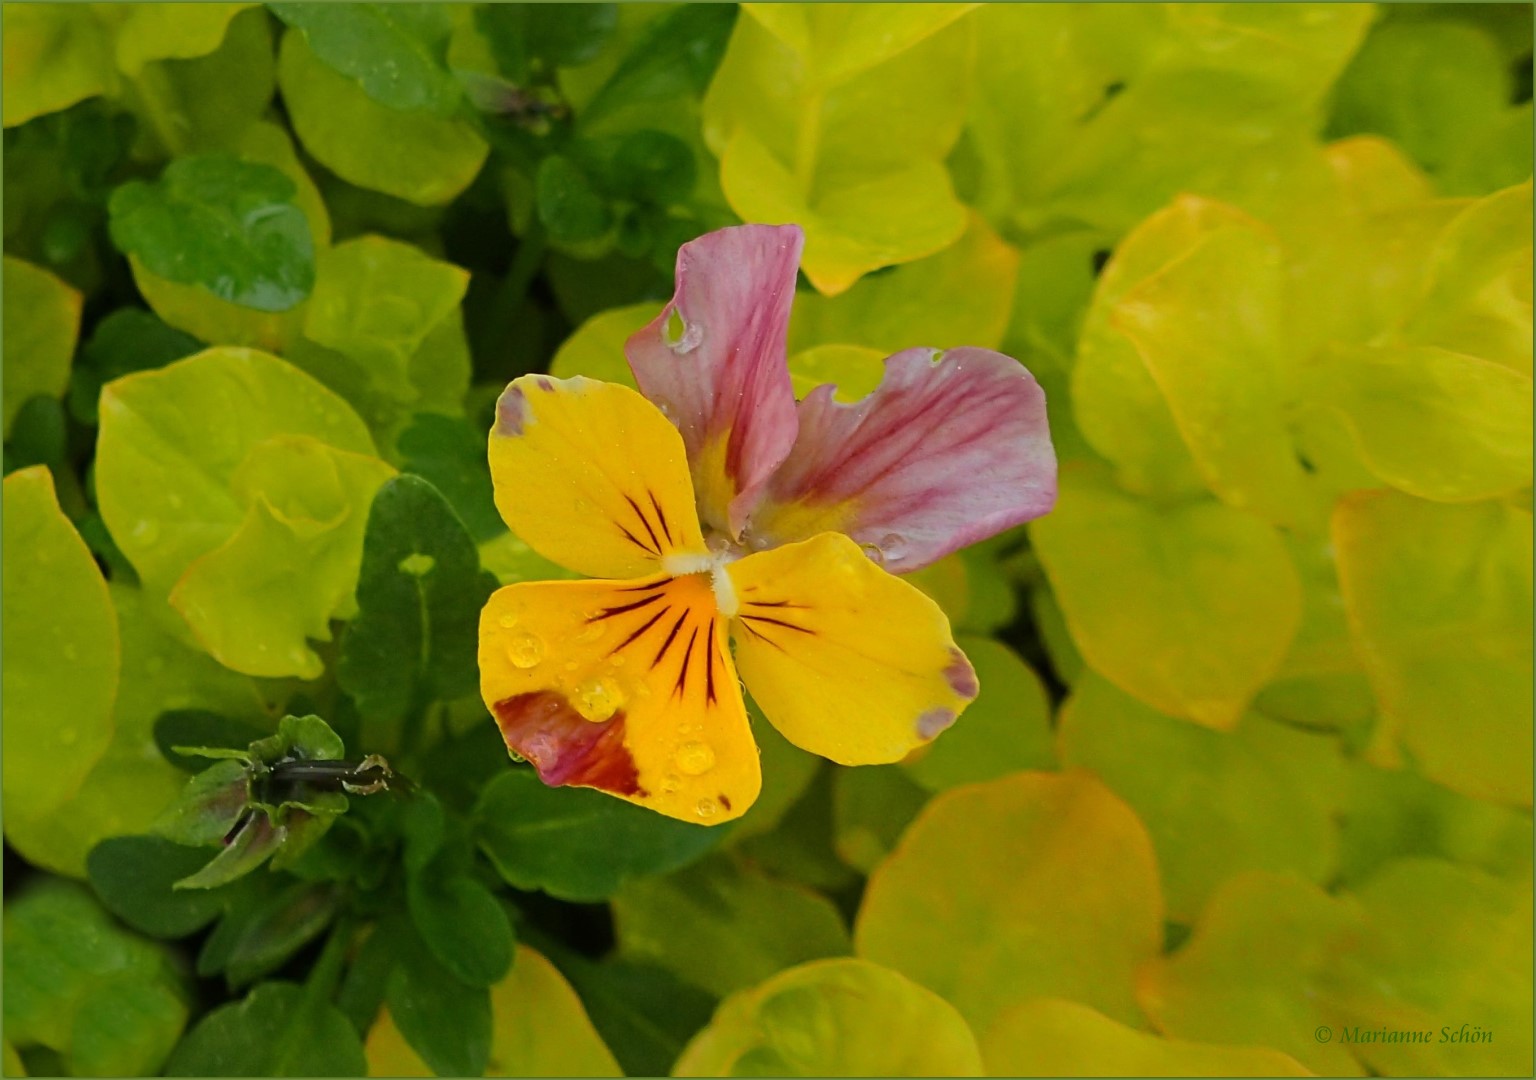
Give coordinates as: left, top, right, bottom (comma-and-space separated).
478, 225, 1055, 824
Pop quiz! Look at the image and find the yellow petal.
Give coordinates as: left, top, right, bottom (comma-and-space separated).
488, 375, 708, 579
726, 532, 977, 764
479, 574, 759, 824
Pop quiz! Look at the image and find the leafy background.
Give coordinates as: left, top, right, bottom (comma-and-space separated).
2, 3, 1532, 1076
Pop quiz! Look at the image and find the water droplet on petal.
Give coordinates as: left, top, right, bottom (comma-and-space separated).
132, 520, 160, 546
497, 613, 519, 629
574, 620, 606, 644
878, 533, 907, 563
573, 676, 623, 721
859, 541, 885, 566
694, 796, 719, 819
676, 740, 716, 776
507, 632, 545, 668
661, 774, 681, 794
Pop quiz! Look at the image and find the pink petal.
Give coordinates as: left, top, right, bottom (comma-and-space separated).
747, 347, 1056, 573
626, 224, 803, 537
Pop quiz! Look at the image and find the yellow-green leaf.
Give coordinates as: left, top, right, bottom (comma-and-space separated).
672, 958, 984, 1077
110, 3, 252, 76
703, 5, 975, 294
3, 256, 82, 437
279, 30, 488, 207
6, 584, 263, 878
365, 945, 622, 1077
96, 347, 390, 677
980, 998, 1310, 1077
169, 436, 395, 677
1072, 200, 1222, 499
1401, 179, 1532, 375
855, 770, 1163, 1034
1, 467, 119, 825
1327, 859, 1533, 1077
547, 302, 650, 388
1137, 871, 1366, 1076
785, 344, 884, 402
1311, 342, 1533, 503
306, 236, 469, 394
1108, 200, 1314, 526
900, 636, 1055, 792
1031, 465, 1302, 730
612, 855, 850, 998
1058, 674, 1342, 922
1334, 491, 1533, 806
787, 213, 1018, 354
1, 5, 115, 128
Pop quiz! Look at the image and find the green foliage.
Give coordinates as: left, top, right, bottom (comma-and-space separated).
2, 256, 81, 435
3, 5, 1531, 1076
2, 467, 120, 827
338, 475, 498, 737
165, 981, 365, 1077
673, 958, 985, 1077
108, 155, 315, 312
5, 881, 189, 1077
475, 767, 722, 902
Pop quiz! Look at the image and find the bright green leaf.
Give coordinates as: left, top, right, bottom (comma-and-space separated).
109, 155, 315, 313
672, 958, 984, 1077
269, 4, 460, 115
856, 771, 1163, 1034
3, 256, 81, 437
613, 854, 851, 997
1031, 465, 1302, 730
